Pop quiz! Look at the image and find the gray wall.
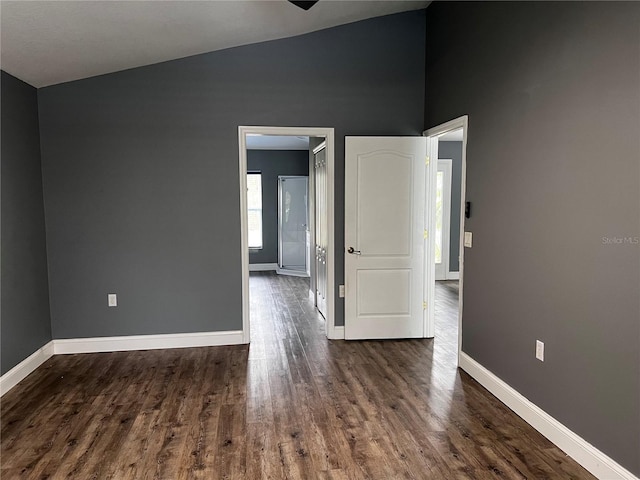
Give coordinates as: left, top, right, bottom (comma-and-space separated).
425, 2, 639, 475
1, 71, 52, 374
438, 141, 462, 272
247, 150, 309, 265
37, 10, 426, 337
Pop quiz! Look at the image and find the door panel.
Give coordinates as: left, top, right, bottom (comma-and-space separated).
357, 269, 411, 315
314, 146, 328, 319
345, 137, 428, 340
279, 176, 308, 272
357, 152, 413, 256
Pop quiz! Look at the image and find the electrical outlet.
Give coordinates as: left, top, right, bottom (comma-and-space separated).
339, 285, 345, 298
536, 340, 544, 361
108, 293, 117, 307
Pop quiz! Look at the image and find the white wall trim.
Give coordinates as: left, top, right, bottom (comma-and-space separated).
323, 130, 336, 341
424, 115, 468, 363
239, 128, 252, 344
1, 341, 54, 397
312, 141, 326, 155
239, 126, 336, 343
53, 330, 245, 355
328, 325, 344, 340
446, 271, 460, 280
249, 263, 278, 272
459, 352, 639, 480
1, 332, 246, 396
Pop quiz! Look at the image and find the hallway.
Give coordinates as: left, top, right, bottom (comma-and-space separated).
246, 272, 593, 479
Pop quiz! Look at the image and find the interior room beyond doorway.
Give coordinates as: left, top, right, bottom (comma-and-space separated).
239, 127, 336, 343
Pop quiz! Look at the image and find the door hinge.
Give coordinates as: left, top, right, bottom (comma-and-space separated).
425, 156, 430, 166
424, 229, 429, 239
423, 301, 427, 310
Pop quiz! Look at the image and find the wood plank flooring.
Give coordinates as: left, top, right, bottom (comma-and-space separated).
1, 273, 594, 479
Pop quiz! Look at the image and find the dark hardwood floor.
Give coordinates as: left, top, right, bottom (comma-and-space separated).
1, 273, 593, 479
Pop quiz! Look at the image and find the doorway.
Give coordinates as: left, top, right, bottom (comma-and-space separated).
425, 117, 468, 362
435, 159, 452, 281
238, 126, 337, 343
277, 175, 309, 277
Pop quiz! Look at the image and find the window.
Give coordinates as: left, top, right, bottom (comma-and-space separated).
247, 173, 263, 249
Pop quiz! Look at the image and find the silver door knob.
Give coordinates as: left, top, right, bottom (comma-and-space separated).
347, 247, 361, 255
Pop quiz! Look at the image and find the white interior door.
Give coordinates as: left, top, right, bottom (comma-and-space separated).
344, 137, 429, 340
278, 176, 308, 273
435, 159, 452, 281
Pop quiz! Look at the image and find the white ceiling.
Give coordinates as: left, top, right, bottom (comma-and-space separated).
247, 135, 309, 150
0, 0, 429, 88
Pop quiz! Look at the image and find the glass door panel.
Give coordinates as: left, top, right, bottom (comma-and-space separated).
279, 176, 308, 273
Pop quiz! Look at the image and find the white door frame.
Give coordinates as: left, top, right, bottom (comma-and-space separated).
424, 115, 468, 362
238, 126, 337, 342
311, 140, 327, 318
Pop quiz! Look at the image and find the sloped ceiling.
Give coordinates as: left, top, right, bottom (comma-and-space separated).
0, 0, 429, 88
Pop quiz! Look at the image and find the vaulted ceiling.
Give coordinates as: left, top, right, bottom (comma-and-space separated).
1, 0, 429, 88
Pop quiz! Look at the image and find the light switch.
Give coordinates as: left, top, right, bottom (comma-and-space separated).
464, 232, 473, 248
536, 340, 545, 361
108, 294, 117, 307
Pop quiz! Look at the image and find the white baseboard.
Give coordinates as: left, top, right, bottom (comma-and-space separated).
328, 325, 345, 340
459, 352, 638, 480
1, 341, 54, 397
249, 263, 278, 272
1, 331, 246, 396
53, 330, 245, 354
276, 267, 309, 278
446, 271, 460, 280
